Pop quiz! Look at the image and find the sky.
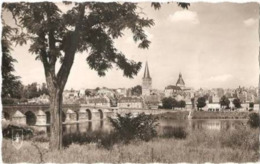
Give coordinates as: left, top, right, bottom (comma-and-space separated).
2, 2, 259, 90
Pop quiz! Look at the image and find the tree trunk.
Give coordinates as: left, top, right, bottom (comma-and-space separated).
49, 88, 63, 150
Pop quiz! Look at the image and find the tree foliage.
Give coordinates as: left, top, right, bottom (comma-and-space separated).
131, 85, 142, 96
162, 97, 177, 109
232, 98, 241, 108
1, 24, 22, 98
151, 2, 190, 10
162, 97, 186, 109
197, 97, 206, 110
178, 100, 186, 108
109, 113, 158, 143
3, 2, 156, 80
219, 95, 230, 109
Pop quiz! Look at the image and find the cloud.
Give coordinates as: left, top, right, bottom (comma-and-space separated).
169, 10, 200, 25
206, 74, 233, 82
243, 18, 257, 27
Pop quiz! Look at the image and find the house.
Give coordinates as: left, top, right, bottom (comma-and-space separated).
164, 85, 182, 97
143, 95, 160, 109
118, 97, 143, 108
86, 96, 110, 107
207, 103, 221, 111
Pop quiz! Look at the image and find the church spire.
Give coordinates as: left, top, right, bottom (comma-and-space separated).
176, 72, 185, 86
143, 61, 151, 79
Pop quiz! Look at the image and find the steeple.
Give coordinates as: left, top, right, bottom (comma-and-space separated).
142, 61, 152, 96
143, 61, 151, 79
176, 72, 185, 88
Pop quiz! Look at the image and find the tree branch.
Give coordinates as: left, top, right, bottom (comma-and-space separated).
57, 3, 86, 90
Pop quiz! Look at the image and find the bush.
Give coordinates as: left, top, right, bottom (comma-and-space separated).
161, 126, 187, 139
247, 113, 259, 128
2, 124, 34, 140
109, 113, 159, 143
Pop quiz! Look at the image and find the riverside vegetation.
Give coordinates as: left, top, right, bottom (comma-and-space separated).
2, 112, 259, 163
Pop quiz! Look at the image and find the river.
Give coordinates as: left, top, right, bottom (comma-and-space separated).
35, 118, 247, 137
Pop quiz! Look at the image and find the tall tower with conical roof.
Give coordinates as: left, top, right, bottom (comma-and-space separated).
142, 62, 152, 96
176, 73, 185, 90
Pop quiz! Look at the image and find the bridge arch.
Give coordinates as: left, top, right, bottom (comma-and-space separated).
86, 109, 92, 120
25, 111, 37, 126
45, 111, 50, 124
98, 109, 104, 119
2, 111, 10, 120
45, 111, 66, 123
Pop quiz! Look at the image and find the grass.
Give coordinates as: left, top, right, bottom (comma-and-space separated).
192, 111, 251, 119
2, 125, 259, 163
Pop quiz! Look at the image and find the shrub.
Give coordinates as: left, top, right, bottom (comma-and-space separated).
2, 124, 34, 140
247, 113, 259, 128
109, 113, 159, 143
161, 126, 187, 139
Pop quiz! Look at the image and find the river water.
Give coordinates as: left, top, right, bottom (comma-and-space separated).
36, 118, 247, 136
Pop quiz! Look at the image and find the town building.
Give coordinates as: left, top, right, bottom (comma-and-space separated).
86, 96, 110, 107
142, 62, 152, 96
164, 85, 182, 97
143, 95, 161, 109
117, 97, 143, 108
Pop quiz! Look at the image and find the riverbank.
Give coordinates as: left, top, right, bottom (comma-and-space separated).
156, 110, 253, 120
2, 126, 258, 163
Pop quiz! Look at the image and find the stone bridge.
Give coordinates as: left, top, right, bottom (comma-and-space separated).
2, 104, 167, 126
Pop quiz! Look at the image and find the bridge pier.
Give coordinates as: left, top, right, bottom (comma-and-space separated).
65, 109, 77, 123
78, 108, 89, 122
35, 110, 46, 126
12, 110, 26, 125
92, 111, 101, 121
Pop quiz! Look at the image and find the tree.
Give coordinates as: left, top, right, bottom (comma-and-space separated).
197, 97, 206, 110
1, 24, 22, 99
162, 97, 177, 109
219, 95, 230, 109
85, 90, 92, 97
40, 83, 49, 95
249, 102, 254, 111
131, 85, 142, 96
232, 98, 241, 108
2, 2, 150, 150
178, 100, 186, 109
3, 2, 189, 150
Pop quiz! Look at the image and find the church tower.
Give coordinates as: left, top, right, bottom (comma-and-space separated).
142, 62, 152, 96
176, 73, 185, 90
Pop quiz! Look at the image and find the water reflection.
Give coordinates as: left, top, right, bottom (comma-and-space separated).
38, 119, 246, 137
